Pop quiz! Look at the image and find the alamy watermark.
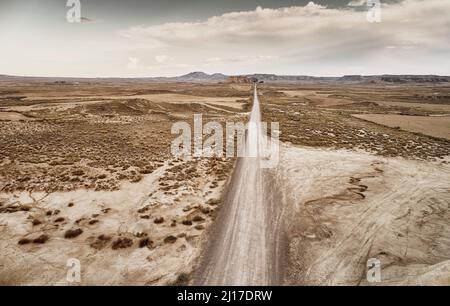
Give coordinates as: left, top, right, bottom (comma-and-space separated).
171, 114, 280, 169
367, 258, 381, 283
66, 258, 81, 283
66, 0, 81, 23
367, 0, 382, 23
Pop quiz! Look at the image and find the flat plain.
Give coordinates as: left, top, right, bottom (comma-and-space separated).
1, 79, 449, 285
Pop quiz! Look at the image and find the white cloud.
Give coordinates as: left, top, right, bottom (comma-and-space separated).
204, 55, 279, 65
119, 0, 449, 68
1, 0, 447, 77
347, 0, 368, 6
120, 3, 340, 46
127, 57, 140, 69
155, 55, 168, 63
205, 57, 222, 63
124, 1, 447, 50
83, 0, 448, 76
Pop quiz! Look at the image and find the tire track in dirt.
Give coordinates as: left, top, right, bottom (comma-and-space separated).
195, 86, 285, 285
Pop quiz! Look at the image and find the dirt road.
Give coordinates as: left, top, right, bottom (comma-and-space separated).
195, 86, 285, 285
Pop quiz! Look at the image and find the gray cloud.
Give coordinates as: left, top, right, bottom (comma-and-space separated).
122, 1, 447, 47
0, 0, 448, 77
80, 17, 96, 23
115, 0, 449, 75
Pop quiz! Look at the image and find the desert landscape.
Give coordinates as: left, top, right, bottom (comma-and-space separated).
0, 78, 246, 285
259, 82, 450, 285
0, 74, 449, 285
1, 0, 449, 291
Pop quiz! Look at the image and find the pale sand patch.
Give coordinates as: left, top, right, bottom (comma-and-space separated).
278, 145, 450, 285
0, 112, 33, 121
280, 90, 318, 97
377, 101, 450, 113
0, 159, 226, 285
3, 100, 111, 113
23, 93, 242, 104
89, 94, 244, 107
7, 94, 245, 113
280, 90, 354, 107
353, 114, 450, 140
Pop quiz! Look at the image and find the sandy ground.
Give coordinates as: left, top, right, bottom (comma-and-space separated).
195, 140, 450, 285
0, 81, 246, 285
278, 146, 450, 285
193, 85, 450, 286
1, 81, 449, 285
0, 112, 33, 121
20, 93, 239, 101
280, 90, 353, 107
280, 90, 319, 97
377, 101, 450, 113
0, 157, 231, 285
195, 87, 284, 285
1, 95, 245, 114
354, 114, 450, 140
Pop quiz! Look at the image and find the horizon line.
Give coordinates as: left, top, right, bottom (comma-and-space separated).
1, 72, 449, 80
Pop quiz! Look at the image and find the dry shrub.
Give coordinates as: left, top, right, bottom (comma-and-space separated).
111, 237, 133, 250
64, 228, 83, 239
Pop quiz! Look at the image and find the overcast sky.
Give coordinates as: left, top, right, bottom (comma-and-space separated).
0, 0, 448, 77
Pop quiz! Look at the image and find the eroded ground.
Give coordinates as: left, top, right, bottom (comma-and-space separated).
261, 84, 450, 160
1, 80, 449, 285
259, 84, 450, 285
0, 80, 249, 285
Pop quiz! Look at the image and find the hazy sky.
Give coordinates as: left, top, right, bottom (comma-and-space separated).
0, 0, 448, 77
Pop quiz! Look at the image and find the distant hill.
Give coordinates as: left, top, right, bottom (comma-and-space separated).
240, 74, 450, 84
148, 73, 446, 84
0, 73, 448, 84
378, 75, 450, 83
173, 72, 227, 82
